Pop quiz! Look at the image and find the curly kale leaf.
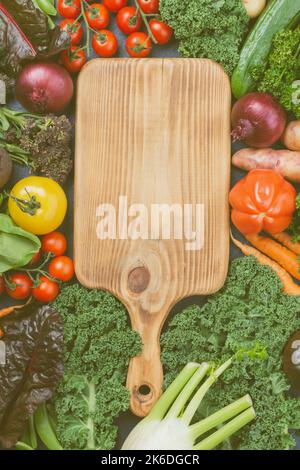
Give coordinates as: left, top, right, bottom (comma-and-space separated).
161, 256, 300, 450
289, 193, 300, 242
52, 285, 142, 450
257, 27, 300, 118
159, 0, 249, 75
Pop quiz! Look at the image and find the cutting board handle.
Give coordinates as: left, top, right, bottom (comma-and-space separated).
126, 314, 164, 417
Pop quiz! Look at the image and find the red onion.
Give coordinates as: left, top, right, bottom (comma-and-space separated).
16, 62, 74, 115
231, 92, 287, 148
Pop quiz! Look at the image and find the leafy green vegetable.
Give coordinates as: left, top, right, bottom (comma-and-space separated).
159, 0, 249, 75
288, 193, 300, 242
0, 214, 41, 274
0, 304, 64, 449
0, 107, 73, 184
254, 26, 300, 118
51, 284, 142, 450
161, 256, 300, 450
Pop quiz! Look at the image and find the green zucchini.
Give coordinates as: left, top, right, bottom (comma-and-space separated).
231, 0, 300, 99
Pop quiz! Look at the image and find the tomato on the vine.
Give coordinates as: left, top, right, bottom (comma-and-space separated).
149, 19, 173, 45
103, 0, 127, 13
60, 19, 83, 45
92, 30, 118, 57
49, 256, 75, 282
61, 47, 87, 73
42, 232, 67, 257
86, 3, 110, 30
57, 0, 81, 19
137, 0, 159, 14
126, 32, 152, 58
6, 273, 33, 300
32, 276, 60, 303
116, 7, 141, 35
0, 276, 4, 295
28, 249, 42, 267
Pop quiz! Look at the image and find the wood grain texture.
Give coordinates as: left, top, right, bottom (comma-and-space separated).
75, 58, 231, 416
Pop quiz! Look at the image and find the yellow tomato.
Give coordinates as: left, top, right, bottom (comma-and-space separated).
8, 177, 67, 235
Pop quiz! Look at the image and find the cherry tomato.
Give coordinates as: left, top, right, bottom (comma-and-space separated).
116, 7, 141, 35
137, 0, 159, 14
149, 19, 173, 45
28, 249, 42, 267
92, 30, 118, 57
42, 232, 67, 257
103, 0, 127, 12
60, 47, 87, 73
0, 276, 4, 295
57, 0, 81, 19
60, 19, 83, 45
32, 276, 60, 303
6, 273, 33, 300
126, 32, 152, 58
49, 256, 75, 282
86, 3, 110, 30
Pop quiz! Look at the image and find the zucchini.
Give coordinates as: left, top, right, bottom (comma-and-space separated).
231, 0, 300, 98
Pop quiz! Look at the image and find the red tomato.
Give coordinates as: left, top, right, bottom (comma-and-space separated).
6, 273, 33, 300
126, 32, 152, 58
41, 232, 67, 257
28, 249, 42, 267
32, 276, 60, 303
137, 0, 159, 14
116, 7, 141, 35
86, 3, 110, 30
57, 0, 81, 19
0, 276, 4, 295
49, 256, 75, 282
60, 19, 83, 45
60, 47, 87, 73
229, 170, 296, 235
149, 19, 173, 45
92, 30, 118, 57
103, 0, 127, 12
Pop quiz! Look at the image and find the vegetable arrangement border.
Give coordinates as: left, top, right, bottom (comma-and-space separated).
0, 0, 300, 452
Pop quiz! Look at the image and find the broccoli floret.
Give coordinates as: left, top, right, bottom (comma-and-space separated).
161, 256, 300, 450
52, 285, 142, 450
159, 0, 249, 75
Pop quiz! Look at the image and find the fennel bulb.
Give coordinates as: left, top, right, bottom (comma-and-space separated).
122, 360, 255, 450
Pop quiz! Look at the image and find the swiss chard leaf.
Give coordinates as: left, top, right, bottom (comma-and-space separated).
0, 304, 64, 449
0, 0, 70, 76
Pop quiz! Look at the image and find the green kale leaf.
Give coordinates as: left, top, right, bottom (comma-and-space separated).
159, 0, 249, 75
256, 27, 300, 118
161, 256, 300, 450
52, 285, 142, 450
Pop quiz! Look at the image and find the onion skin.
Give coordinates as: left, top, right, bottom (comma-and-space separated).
231, 92, 287, 148
16, 63, 74, 115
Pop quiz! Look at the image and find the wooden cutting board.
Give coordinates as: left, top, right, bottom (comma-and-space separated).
75, 58, 231, 417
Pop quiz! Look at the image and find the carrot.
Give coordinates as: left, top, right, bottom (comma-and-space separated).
0, 299, 31, 319
231, 234, 300, 296
245, 233, 300, 281
272, 232, 300, 255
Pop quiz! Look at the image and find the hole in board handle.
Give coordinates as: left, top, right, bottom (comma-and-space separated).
138, 384, 152, 397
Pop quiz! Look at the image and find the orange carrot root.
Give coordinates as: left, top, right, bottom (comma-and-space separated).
0, 299, 31, 319
272, 232, 300, 255
245, 233, 300, 281
231, 234, 300, 296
